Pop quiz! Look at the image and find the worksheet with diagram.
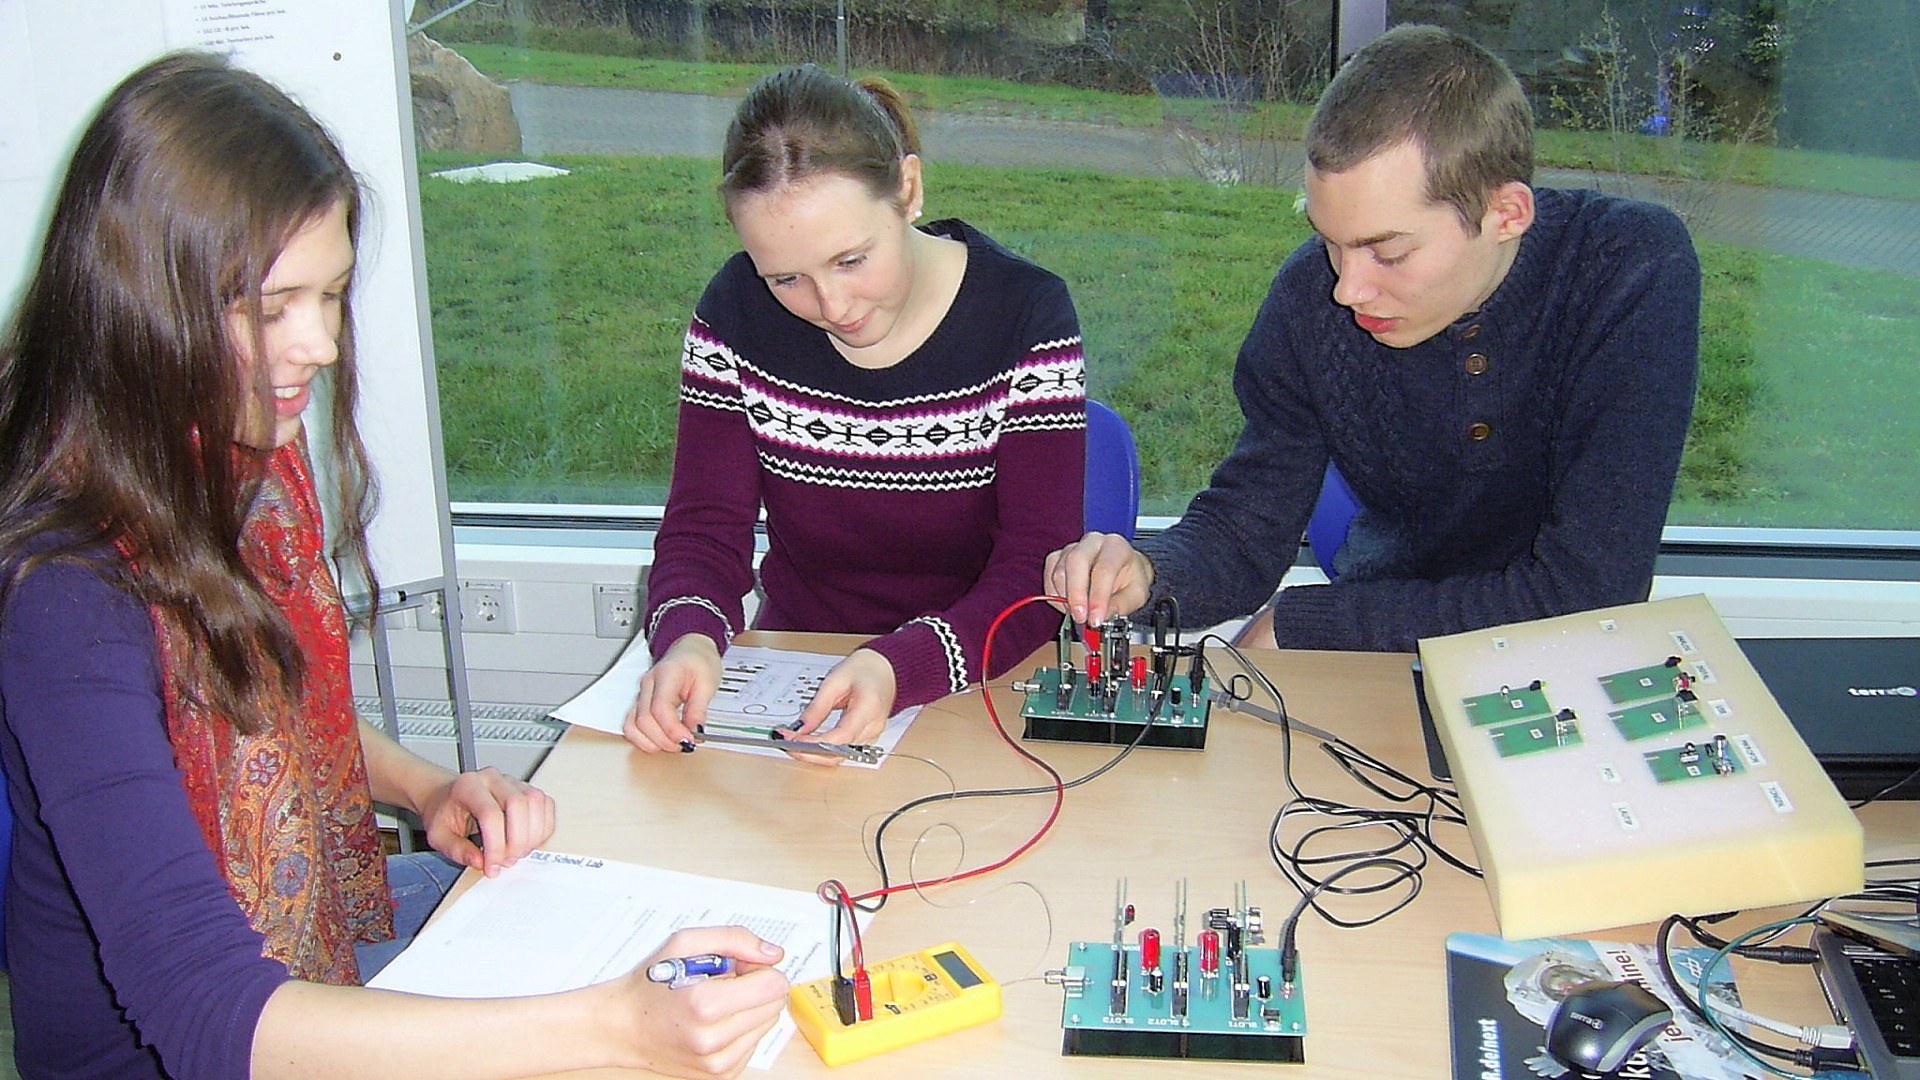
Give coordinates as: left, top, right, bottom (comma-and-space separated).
551, 642, 921, 766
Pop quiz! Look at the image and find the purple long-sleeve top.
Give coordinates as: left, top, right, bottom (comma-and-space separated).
1, 551, 287, 1078
645, 219, 1087, 705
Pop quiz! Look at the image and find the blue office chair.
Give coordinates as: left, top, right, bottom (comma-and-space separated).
1306, 460, 1361, 580
1084, 400, 1140, 540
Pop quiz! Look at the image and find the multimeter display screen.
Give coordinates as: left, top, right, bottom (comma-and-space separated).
932, 950, 982, 989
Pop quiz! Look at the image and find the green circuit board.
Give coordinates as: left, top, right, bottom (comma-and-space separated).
1599, 660, 1689, 704
1019, 665, 1212, 750
1053, 882, 1303, 1063
1645, 740, 1747, 784
1462, 682, 1553, 727
1488, 712, 1584, 758
1057, 941, 1305, 1063
1609, 695, 1706, 742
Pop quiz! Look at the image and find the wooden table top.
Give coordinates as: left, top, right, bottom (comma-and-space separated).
495, 632, 1918, 1078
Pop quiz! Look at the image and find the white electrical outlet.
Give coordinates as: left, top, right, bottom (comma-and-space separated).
418, 580, 516, 634
594, 583, 643, 639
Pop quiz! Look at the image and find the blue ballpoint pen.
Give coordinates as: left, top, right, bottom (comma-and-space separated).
646, 953, 734, 989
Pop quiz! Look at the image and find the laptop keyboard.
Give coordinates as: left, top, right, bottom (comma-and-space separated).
1852, 950, 1920, 1058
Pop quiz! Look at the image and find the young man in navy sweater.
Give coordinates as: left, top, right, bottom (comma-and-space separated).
1047, 24, 1700, 651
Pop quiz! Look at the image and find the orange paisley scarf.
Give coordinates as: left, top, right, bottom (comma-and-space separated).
153, 440, 392, 983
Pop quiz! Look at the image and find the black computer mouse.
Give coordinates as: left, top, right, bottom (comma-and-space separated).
1544, 979, 1674, 1077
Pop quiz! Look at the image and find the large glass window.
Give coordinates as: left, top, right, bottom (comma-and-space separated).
409, 0, 1919, 533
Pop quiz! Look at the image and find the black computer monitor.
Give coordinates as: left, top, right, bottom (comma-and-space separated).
1738, 637, 1920, 801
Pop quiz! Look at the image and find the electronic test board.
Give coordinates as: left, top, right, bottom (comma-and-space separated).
1419, 594, 1864, 939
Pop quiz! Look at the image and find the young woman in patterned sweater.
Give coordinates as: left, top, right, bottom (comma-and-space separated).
626, 65, 1087, 755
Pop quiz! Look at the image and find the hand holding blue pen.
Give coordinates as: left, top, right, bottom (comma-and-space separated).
647, 953, 736, 989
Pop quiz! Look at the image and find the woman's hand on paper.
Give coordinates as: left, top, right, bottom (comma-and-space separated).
625, 926, 789, 1078
421, 767, 556, 878
789, 648, 895, 758
624, 634, 723, 753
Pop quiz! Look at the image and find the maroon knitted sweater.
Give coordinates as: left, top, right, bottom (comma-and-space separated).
645, 219, 1086, 707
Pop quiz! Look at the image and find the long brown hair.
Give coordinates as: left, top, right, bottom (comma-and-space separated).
719, 64, 923, 217
0, 51, 378, 732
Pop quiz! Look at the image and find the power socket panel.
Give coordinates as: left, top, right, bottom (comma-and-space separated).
594, 583, 644, 640
418, 579, 517, 634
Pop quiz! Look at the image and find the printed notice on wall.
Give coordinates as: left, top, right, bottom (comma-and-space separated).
0, 0, 38, 182
159, 0, 338, 70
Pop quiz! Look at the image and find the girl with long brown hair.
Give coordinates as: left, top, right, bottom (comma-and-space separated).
0, 51, 785, 1079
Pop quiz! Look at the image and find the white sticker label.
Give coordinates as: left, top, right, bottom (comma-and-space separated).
1694, 660, 1717, 684
1600, 619, 1619, 633
1672, 630, 1697, 654
1761, 782, 1794, 814
1710, 698, 1734, 719
1598, 763, 1623, 784
1613, 802, 1640, 830
1735, 734, 1767, 767
1492, 637, 1510, 652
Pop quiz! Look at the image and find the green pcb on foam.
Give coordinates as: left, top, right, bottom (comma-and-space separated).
1644, 742, 1745, 784
1058, 941, 1305, 1063
1462, 683, 1552, 727
1608, 697, 1705, 742
1487, 714, 1583, 758
1599, 662, 1686, 704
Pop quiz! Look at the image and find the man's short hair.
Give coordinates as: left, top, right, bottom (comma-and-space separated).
1306, 24, 1534, 234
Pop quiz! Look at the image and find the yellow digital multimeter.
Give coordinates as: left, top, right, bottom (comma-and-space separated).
788, 941, 1003, 1066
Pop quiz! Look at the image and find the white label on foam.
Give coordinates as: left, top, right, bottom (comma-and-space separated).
1710, 698, 1734, 719
1598, 763, 1623, 784
1735, 734, 1767, 767
1671, 630, 1697, 653
1694, 660, 1718, 684
1600, 619, 1618, 633
1762, 782, 1795, 813
1613, 802, 1640, 830
1492, 637, 1510, 652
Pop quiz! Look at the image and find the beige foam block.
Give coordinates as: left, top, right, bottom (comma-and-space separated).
1419, 594, 1863, 940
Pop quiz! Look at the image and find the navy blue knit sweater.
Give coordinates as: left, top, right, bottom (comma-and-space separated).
1139, 187, 1701, 651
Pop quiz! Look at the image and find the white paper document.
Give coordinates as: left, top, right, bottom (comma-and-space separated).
368, 850, 848, 1070
160, 0, 338, 59
551, 641, 920, 766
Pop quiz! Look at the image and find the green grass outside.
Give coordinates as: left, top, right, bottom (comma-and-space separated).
446, 44, 1920, 202
1669, 246, 1920, 528
419, 152, 1920, 527
444, 44, 1188, 126
421, 155, 737, 502
419, 153, 1281, 504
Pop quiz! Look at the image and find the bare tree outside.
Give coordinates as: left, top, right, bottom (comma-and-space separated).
1158, 0, 1323, 188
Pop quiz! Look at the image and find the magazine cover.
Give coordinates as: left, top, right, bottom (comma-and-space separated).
1446, 933, 1756, 1079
